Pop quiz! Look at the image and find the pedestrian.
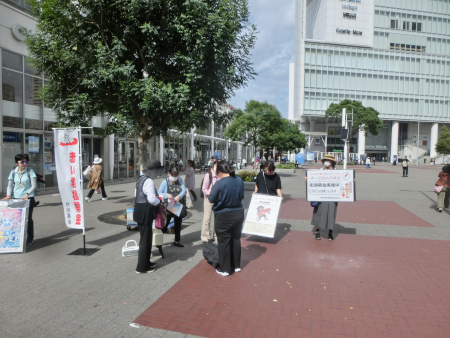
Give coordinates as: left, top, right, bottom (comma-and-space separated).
201, 160, 220, 244
179, 158, 184, 170
208, 156, 215, 167
85, 158, 108, 202
2, 154, 38, 245
295, 160, 299, 168
304, 154, 339, 241
373, 157, 376, 166
242, 158, 247, 168
435, 164, 450, 213
253, 162, 283, 198
184, 160, 197, 201
424, 158, 427, 165
158, 165, 187, 247
366, 157, 371, 169
402, 156, 409, 177
208, 161, 244, 276
134, 160, 164, 274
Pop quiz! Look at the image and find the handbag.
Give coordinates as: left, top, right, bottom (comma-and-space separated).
186, 190, 194, 208
154, 203, 165, 229
83, 165, 93, 179
94, 188, 101, 194
434, 176, 450, 194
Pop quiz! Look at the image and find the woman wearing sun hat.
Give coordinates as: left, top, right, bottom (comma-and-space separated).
305, 154, 338, 241
85, 157, 108, 202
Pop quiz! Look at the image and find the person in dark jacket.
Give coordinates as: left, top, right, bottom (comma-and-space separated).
134, 160, 164, 274
208, 161, 244, 276
253, 162, 283, 198
435, 164, 450, 212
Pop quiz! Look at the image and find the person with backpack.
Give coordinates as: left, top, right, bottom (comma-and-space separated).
158, 165, 187, 247
2, 154, 38, 245
402, 156, 409, 177
134, 160, 163, 273
201, 160, 220, 244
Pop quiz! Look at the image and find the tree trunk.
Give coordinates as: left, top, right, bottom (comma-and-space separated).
138, 133, 150, 173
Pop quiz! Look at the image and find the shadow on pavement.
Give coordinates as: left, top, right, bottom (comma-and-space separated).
244, 223, 292, 245
241, 244, 267, 269
27, 227, 95, 252
86, 230, 137, 247
38, 202, 63, 207
309, 223, 356, 239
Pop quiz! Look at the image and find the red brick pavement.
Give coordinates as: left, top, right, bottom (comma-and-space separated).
134, 232, 450, 337
278, 199, 435, 227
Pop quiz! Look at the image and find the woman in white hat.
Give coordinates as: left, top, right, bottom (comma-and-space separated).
85, 157, 108, 202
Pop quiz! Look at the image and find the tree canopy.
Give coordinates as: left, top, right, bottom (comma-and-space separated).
224, 100, 306, 153
325, 100, 384, 138
436, 126, 450, 157
26, 0, 257, 166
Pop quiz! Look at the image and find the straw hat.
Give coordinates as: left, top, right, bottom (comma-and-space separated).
321, 154, 337, 163
142, 159, 165, 178
93, 157, 102, 164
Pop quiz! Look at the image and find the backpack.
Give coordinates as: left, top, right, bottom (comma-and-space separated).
402, 160, 408, 167
203, 242, 220, 269
200, 170, 213, 198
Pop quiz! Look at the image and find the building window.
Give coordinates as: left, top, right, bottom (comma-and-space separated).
391, 20, 398, 29
417, 23, 422, 32
412, 22, 416, 31
403, 21, 409, 30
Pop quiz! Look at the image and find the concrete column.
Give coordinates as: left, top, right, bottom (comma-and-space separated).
357, 128, 365, 155
430, 122, 439, 159
183, 136, 187, 161
211, 121, 215, 157
108, 134, 114, 180
226, 140, 229, 161
310, 120, 316, 132
159, 135, 164, 163
190, 128, 195, 160
390, 122, 399, 163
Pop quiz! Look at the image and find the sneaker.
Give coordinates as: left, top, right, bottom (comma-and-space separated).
26, 238, 34, 245
439, 208, 443, 213
328, 232, 334, 241
135, 267, 156, 274
85, 197, 91, 202
102, 197, 109, 201
315, 231, 321, 240
149, 262, 156, 269
234, 268, 241, 272
34, 201, 40, 207
216, 269, 229, 277
173, 241, 184, 247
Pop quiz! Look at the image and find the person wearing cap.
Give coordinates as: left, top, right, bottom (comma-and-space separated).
305, 154, 338, 241
85, 157, 108, 202
134, 160, 164, 273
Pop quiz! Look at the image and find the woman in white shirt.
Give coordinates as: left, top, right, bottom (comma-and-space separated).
184, 160, 197, 201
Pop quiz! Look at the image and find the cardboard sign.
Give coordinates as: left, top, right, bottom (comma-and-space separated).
306, 169, 356, 202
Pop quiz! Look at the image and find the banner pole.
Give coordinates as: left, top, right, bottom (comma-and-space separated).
77, 127, 86, 254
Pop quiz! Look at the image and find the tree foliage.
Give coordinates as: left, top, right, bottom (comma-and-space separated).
436, 126, 450, 157
325, 100, 384, 138
261, 119, 306, 153
26, 0, 257, 166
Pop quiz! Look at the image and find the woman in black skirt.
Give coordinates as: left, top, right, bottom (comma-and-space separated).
208, 161, 244, 276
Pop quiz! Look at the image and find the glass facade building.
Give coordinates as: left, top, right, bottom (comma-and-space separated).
290, 0, 450, 163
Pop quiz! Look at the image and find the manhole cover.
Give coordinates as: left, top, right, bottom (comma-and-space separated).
98, 210, 128, 225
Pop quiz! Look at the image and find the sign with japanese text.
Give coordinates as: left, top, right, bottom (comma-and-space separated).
243, 194, 282, 238
306, 169, 356, 202
54, 128, 84, 230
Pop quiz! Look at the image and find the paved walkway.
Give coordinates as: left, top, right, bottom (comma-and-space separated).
1, 163, 450, 338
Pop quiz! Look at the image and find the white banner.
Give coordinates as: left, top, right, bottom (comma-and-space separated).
54, 128, 85, 230
306, 169, 356, 202
243, 194, 282, 238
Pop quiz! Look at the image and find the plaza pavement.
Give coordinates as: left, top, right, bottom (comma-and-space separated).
1, 162, 450, 338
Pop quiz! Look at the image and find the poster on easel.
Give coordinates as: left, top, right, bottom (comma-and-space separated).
242, 194, 282, 238
0, 199, 30, 254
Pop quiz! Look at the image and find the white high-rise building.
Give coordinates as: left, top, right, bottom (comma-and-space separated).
290, 0, 450, 163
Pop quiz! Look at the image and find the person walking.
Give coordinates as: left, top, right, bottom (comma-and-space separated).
134, 160, 163, 274
305, 154, 338, 241
184, 160, 197, 201
402, 156, 409, 177
435, 164, 450, 213
366, 157, 371, 169
208, 161, 244, 276
253, 162, 283, 198
158, 166, 187, 247
3, 154, 38, 245
85, 158, 108, 202
201, 161, 220, 244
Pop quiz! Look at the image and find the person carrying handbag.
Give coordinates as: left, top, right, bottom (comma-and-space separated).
253, 162, 283, 198
85, 158, 108, 202
435, 164, 450, 212
158, 165, 187, 247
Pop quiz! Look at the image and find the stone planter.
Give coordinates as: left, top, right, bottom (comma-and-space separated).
276, 169, 297, 174
243, 181, 255, 191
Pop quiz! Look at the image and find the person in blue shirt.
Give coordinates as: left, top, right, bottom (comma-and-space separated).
208, 161, 244, 276
2, 154, 38, 245
158, 165, 187, 247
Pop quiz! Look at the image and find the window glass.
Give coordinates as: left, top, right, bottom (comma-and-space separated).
6, 0, 31, 11
2, 69, 23, 128
43, 81, 58, 131
417, 23, 422, 31
24, 58, 39, 76
2, 50, 22, 72
25, 75, 43, 130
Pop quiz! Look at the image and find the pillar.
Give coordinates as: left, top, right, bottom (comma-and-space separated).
310, 120, 316, 132
183, 136, 187, 161
390, 122, 399, 163
108, 134, 114, 180
357, 128, 365, 155
226, 140, 229, 161
159, 135, 164, 163
430, 122, 439, 159
211, 121, 215, 158
190, 128, 195, 160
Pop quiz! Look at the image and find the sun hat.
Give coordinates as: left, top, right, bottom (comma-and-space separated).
142, 159, 165, 178
93, 157, 102, 164
321, 154, 337, 163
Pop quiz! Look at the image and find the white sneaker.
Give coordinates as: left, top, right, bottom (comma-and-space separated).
234, 268, 241, 272
85, 197, 91, 202
102, 197, 109, 201
216, 269, 229, 277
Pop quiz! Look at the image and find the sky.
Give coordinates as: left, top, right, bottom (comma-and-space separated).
229, 0, 296, 117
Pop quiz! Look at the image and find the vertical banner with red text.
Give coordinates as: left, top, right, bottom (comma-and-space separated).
54, 128, 84, 230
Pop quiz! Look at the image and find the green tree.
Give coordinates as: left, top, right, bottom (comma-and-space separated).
26, 0, 257, 167
262, 119, 307, 153
435, 125, 450, 158
325, 100, 384, 140
224, 100, 284, 153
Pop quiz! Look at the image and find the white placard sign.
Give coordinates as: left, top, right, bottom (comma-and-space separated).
243, 194, 282, 238
306, 169, 356, 202
54, 128, 85, 230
